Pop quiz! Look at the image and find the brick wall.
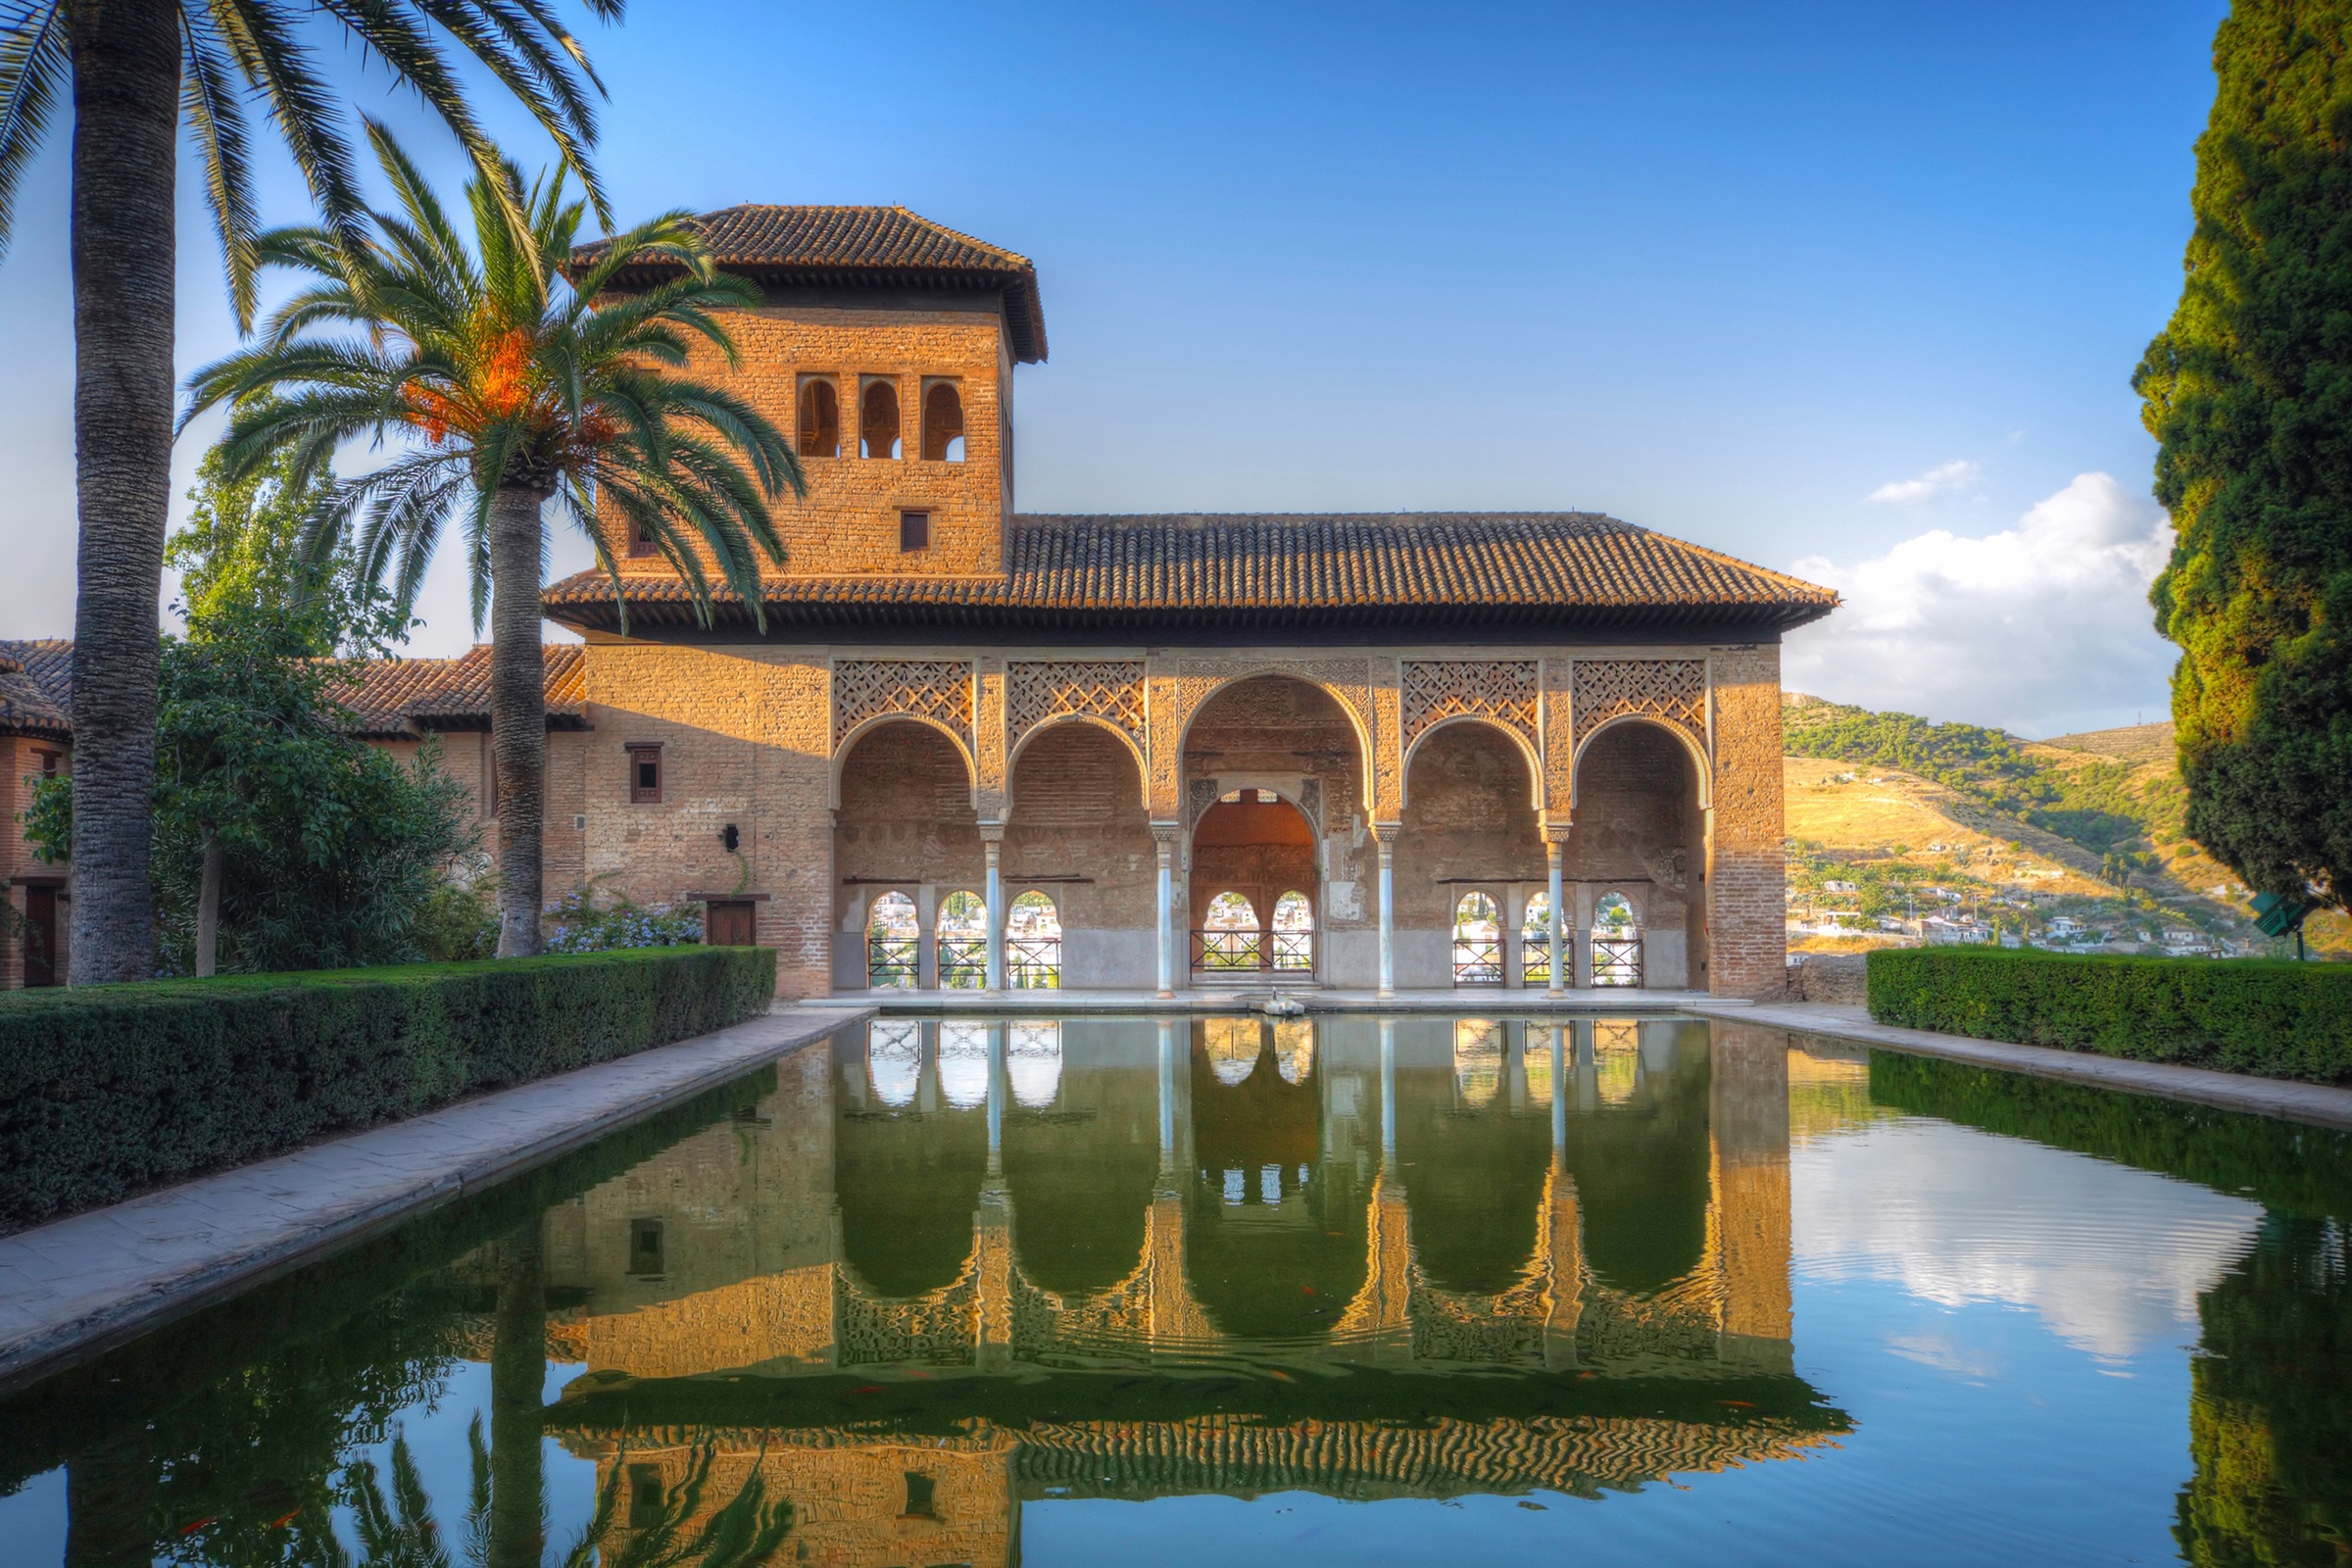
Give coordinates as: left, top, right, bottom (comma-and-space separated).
1704, 644, 1788, 998
603, 300, 1010, 579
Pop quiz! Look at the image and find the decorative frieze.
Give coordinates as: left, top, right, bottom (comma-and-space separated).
1571, 659, 1707, 750
832, 659, 975, 751
1007, 660, 1147, 754
1399, 660, 1540, 757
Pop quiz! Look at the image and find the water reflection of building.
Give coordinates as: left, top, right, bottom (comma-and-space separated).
535, 1015, 1829, 1565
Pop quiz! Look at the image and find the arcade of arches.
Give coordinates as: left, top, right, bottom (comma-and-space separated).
515, 1014, 1817, 1564
829, 662, 1740, 996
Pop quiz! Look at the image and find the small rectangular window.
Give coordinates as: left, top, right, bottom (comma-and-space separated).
900, 510, 930, 553
628, 1217, 664, 1276
33, 750, 59, 779
901, 1472, 938, 1520
627, 520, 657, 559
628, 1465, 665, 1530
627, 744, 662, 804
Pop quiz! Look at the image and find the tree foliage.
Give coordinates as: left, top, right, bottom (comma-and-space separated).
2135, 0, 2352, 909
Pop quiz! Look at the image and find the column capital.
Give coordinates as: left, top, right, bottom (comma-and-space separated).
978, 822, 1006, 846
1541, 820, 1573, 846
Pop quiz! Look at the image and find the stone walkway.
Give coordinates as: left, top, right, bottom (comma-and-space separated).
0, 1005, 866, 1393
1688, 998, 2352, 1132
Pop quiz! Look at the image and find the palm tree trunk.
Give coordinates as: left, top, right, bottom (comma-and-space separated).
488, 1227, 546, 1568
65, 0, 181, 984
489, 483, 548, 957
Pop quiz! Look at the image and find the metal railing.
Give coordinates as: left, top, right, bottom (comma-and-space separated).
866, 935, 918, 989
1007, 935, 1061, 989
1194, 929, 1262, 971
1192, 929, 1317, 974
1452, 936, 1503, 985
1592, 935, 1643, 987
1520, 934, 1553, 988
937, 935, 986, 989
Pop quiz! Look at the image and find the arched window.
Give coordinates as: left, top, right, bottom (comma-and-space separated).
939, 1021, 989, 1108
1007, 890, 1062, 989
1271, 890, 1315, 971
1452, 891, 1502, 985
859, 378, 901, 459
1453, 1018, 1503, 1107
1199, 891, 1261, 972
1520, 892, 1554, 988
866, 892, 918, 988
798, 377, 839, 458
867, 1018, 920, 1107
1592, 892, 1642, 988
1523, 1024, 1557, 1106
1593, 1018, 1641, 1102
937, 891, 987, 990
920, 379, 964, 461
1008, 1020, 1062, 1107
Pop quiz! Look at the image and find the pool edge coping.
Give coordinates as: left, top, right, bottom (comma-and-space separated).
1689, 999, 2352, 1132
0, 1004, 871, 1396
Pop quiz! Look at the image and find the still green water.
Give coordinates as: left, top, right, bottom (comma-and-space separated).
1, 1013, 2347, 1566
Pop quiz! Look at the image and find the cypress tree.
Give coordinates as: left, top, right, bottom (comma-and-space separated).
2135, 0, 2352, 910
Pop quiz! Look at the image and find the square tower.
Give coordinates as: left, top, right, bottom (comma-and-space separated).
573, 206, 1045, 579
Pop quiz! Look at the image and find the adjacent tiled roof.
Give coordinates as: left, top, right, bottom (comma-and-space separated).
0, 639, 72, 742
340, 645, 588, 738
0, 642, 587, 742
542, 514, 1838, 637
569, 205, 1048, 363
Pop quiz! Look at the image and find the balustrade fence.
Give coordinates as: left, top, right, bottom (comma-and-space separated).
1451, 936, 1503, 986
1520, 934, 1553, 988
937, 935, 986, 989
867, 935, 917, 989
1192, 929, 1316, 974
1592, 935, 1643, 987
1007, 936, 1061, 989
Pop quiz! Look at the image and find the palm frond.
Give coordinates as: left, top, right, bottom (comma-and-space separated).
0, 0, 67, 261
179, 15, 264, 327
205, 0, 368, 256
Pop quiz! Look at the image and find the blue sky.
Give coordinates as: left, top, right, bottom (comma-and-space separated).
0, 0, 2230, 734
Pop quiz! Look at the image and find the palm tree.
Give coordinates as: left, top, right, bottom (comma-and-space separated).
186, 126, 802, 956
0, 0, 622, 983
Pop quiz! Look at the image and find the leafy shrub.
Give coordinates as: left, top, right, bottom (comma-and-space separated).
543, 888, 704, 953
0, 945, 776, 1233
1867, 947, 2352, 1083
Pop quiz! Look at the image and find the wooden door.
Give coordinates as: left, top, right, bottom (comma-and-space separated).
706, 901, 757, 948
23, 885, 57, 987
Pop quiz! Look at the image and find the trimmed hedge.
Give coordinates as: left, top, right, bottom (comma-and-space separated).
0, 944, 775, 1233
1866, 946, 2352, 1083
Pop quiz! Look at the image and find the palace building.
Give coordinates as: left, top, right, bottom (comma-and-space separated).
0, 207, 1838, 997
548, 206, 1837, 1000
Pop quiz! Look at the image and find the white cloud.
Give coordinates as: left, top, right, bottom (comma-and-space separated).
1795, 1118, 2260, 1362
1782, 471, 2176, 736
1866, 459, 1982, 506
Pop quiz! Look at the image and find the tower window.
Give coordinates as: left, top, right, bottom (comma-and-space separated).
900, 510, 931, 552
627, 1217, 664, 1275
901, 1472, 938, 1519
859, 377, 901, 460
798, 376, 839, 458
626, 743, 662, 803
920, 379, 964, 462
626, 518, 657, 558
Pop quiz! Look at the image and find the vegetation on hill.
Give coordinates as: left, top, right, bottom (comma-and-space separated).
1784, 699, 2158, 876
2135, 0, 2352, 913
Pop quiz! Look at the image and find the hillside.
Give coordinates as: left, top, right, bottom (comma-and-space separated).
1780, 696, 2346, 956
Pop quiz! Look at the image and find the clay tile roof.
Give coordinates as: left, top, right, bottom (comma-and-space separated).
568, 205, 1047, 364
541, 513, 1838, 637
0, 639, 72, 742
0, 641, 587, 743
341, 645, 588, 736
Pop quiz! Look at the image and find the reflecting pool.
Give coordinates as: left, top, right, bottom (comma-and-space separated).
2, 1014, 2348, 1566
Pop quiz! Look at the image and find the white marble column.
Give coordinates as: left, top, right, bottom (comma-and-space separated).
1546, 840, 1566, 998
1376, 831, 1396, 999
983, 831, 1004, 991
1154, 829, 1176, 999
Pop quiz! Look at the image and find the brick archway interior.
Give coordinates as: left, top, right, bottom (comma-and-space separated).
1567, 720, 1707, 988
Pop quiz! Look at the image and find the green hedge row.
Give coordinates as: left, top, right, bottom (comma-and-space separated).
0, 945, 776, 1233
1866, 946, 2352, 1083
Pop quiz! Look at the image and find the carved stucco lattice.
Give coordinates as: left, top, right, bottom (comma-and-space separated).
1007, 660, 1147, 753
1571, 659, 1707, 750
832, 659, 974, 751
1187, 777, 1222, 828
1399, 660, 1539, 756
